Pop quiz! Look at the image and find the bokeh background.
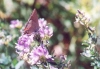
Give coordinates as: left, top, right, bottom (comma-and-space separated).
0, 0, 100, 69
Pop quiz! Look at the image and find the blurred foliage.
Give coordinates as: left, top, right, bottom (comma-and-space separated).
0, 0, 100, 69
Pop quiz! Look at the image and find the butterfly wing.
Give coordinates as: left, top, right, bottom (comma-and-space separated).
23, 9, 39, 34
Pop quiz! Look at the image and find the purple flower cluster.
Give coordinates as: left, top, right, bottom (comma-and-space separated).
10, 20, 22, 28
15, 34, 33, 58
15, 18, 70, 68
15, 18, 53, 64
38, 18, 53, 40
15, 35, 33, 52
29, 45, 52, 65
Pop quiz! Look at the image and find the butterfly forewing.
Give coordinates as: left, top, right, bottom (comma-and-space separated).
23, 9, 39, 34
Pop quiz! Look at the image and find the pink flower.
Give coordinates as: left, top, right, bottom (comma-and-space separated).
29, 45, 51, 65
38, 18, 47, 28
38, 18, 53, 39
10, 20, 22, 28
15, 34, 33, 53
49, 65, 58, 69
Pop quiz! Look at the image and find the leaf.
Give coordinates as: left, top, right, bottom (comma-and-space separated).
0, 53, 11, 65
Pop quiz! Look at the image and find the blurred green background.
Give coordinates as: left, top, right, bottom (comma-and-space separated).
0, 0, 100, 69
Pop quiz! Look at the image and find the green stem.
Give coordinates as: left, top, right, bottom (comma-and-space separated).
47, 63, 50, 69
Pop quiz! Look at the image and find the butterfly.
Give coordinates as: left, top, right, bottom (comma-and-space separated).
22, 9, 39, 35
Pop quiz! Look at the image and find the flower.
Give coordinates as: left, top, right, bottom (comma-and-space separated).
81, 49, 92, 57
10, 20, 22, 28
38, 18, 53, 39
38, 18, 47, 28
39, 26, 53, 39
49, 65, 58, 69
29, 45, 51, 65
15, 34, 33, 53
15, 17, 54, 67
60, 55, 67, 61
